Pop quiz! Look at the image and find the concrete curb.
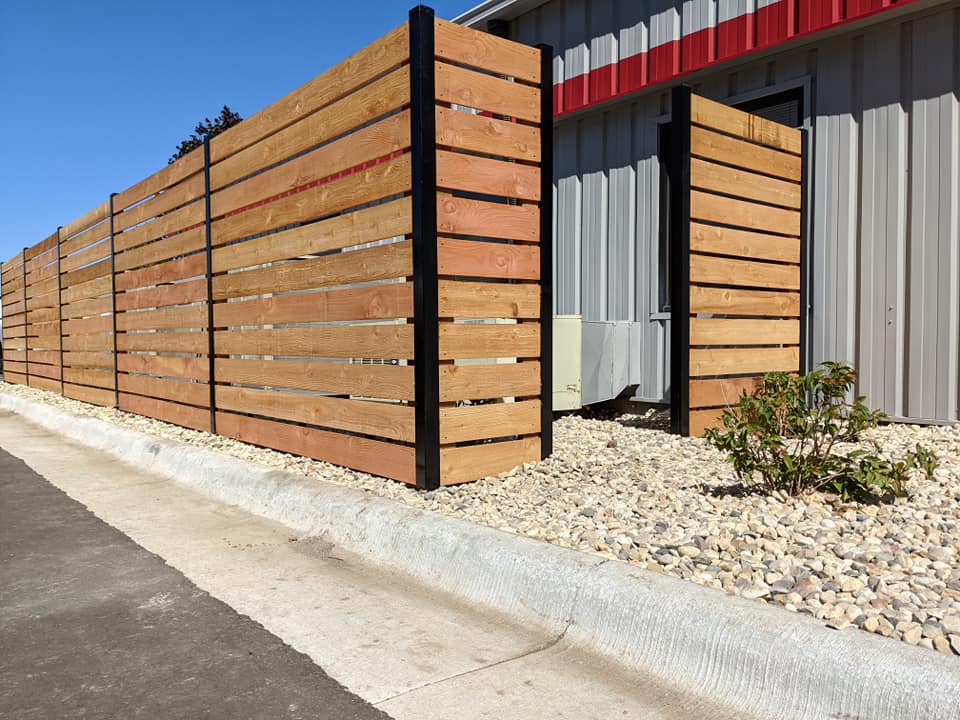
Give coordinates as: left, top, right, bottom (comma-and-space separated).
3, 390, 959, 720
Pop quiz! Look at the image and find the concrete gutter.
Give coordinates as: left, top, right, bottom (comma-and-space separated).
3, 390, 959, 720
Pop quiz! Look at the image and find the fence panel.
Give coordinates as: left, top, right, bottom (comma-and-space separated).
112, 150, 211, 431
670, 88, 804, 437
206, 20, 416, 484
430, 16, 551, 485
1, 252, 27, 384
0, 7, 552, 487
60, 203, 115, 406
23, 234, 62, 393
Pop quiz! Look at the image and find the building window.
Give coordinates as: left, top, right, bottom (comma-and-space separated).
734, 87, 804, 128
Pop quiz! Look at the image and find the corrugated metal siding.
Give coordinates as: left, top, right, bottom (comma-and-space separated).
506, 0, 960, 420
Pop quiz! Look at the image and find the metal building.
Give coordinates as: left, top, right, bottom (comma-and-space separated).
455, 0, 960, 423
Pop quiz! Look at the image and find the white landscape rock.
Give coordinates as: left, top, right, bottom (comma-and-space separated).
2, 381, 959, 658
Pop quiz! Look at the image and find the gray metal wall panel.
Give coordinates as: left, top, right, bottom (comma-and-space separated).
505, 1, 959, 419
580, 113, 607, 321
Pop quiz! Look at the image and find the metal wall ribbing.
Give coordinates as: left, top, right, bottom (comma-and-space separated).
502, 0, 959, 421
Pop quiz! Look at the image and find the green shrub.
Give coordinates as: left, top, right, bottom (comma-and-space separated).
704, 362, 937, 501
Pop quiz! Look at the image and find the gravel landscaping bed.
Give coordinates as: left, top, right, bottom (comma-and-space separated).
4, 380, 959, 657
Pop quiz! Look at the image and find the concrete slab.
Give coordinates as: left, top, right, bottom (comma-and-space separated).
377, 641, 740, 720
0, 442, 388, 720
0, 411, 746, 719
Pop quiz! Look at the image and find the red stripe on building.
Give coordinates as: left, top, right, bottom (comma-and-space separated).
681, 26, 715, 72
553, 0, 920, 117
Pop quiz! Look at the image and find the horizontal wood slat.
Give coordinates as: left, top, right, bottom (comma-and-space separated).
689, 376, 766, 409
118, 392, 211, 432
114, 173, 205, 233
212, 109, 411, 214
118, 354, 209, 381
690, 126, 802, 182
434, 18, 541, 84
114, 200, 204, 253
26, 350, 60, 366
212, 153, 412, 247
689, 408, 726, 438
212, 197, 412, 273
691, 94, 802, 155
60, 238, 111, 273
60, 276, 111, 305
116, 331, 208, 354
689, 222, 800, 264
63, 383, 116, 407
439, 322, 540, 360
439, 362, 540, 402
435, 62, 540, 123
689, 318, 799, 346
117, 305, 207, 331
438, 280, 540, 319
212, 240, 412, 300
690, 191, 800, 237
114, 228, 205, 273
115, 279, 206, 311
689, 346, 799, 377
438, 238, 539, 280
59, 221, 110, 258
60, 258, 111, 288
115, 253, 206, 292
439, 436, 541, 486
690, 254, 800, 290
63, 367, 115, 390
437, 194, 539, 243
689, 286, 800, 317
28, 375, 61, 393
436, 150, 540, 201
435, 106, 540, 162
62, 351, 113, 369
213, 283, 414, 327
690, 158, 801, 209
118, 374, 209, 407
27, 308, 59, 324
62, 315, 112, 335
439, 400, 541, 444
61, 296, 112, 320
216, 385, 414, 443
215, 411, 415, 485
216, 358, 414, 401
61, 334, 112, 352
28, 364, 61, 381
215, 325, 413, 359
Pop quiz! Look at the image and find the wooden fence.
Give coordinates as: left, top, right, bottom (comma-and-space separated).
0, 7, 552, 489
670, 87, 805, 437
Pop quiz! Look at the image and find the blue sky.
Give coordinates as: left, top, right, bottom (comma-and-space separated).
0, 0, 473, 263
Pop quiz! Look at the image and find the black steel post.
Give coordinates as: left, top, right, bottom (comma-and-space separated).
203, 136, 217, 434
409, 5, 440, 490
22, 248, 28, 387
537, 44, 554, 459
109, 193, 119, 408
799, 128, 810, 376
669, 85, 692, 436
56, 226, 63, 395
